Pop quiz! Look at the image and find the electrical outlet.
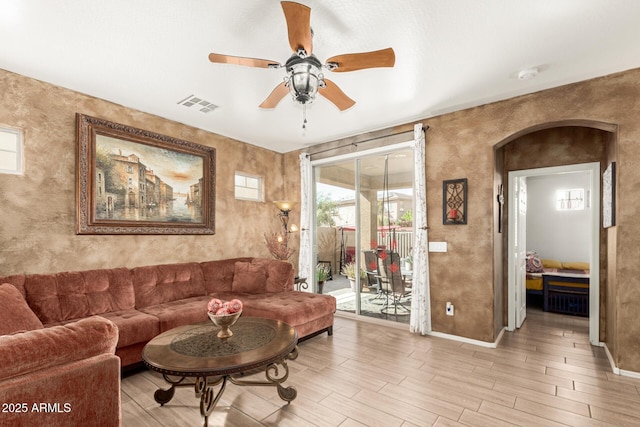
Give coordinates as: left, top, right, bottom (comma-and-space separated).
446, 302, 454, 316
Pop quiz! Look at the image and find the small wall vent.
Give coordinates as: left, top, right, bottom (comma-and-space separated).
177, 95, 218, 113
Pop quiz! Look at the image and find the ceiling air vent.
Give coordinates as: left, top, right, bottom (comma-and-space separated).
177, 95, 218, 113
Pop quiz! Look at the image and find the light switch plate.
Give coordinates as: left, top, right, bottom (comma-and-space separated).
428, 242, 447, 252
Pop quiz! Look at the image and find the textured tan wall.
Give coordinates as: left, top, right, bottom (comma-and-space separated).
415, 70, 640, 371
0, 69, 286, 275
316, 68, 639, 371
3, 65, 640, 373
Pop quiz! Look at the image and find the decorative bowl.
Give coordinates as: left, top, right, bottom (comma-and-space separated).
208, 310, 242, 338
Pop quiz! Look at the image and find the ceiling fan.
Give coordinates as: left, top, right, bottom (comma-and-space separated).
208, 1, 395, 116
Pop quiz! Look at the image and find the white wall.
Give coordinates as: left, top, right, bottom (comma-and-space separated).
526, 172, 591, 262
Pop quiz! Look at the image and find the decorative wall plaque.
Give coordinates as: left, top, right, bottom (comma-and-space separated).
443, 178, 467, 225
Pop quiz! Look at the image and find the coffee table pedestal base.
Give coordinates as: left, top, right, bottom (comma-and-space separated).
153, 347, 298, 427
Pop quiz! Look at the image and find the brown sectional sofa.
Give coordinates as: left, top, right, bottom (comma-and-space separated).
0, 257, 335, 426
1, 257, 336, 367
0, 318, 121, 427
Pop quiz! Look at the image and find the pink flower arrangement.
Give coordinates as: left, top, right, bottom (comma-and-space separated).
207, 298, 243, 316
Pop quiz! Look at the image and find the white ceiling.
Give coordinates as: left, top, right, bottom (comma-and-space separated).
2, 1, 640, 153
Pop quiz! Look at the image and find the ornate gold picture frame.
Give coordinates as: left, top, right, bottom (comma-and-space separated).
76, 114, 215, 234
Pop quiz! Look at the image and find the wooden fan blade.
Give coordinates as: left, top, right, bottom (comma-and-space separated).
319, 79, 355, 111
281, 1, 313, 55
208, 53, 281, 69
259, 82, 290, 109
326, 47, 395, 72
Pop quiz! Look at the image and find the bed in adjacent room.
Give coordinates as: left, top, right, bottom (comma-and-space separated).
525, 252, 589, 316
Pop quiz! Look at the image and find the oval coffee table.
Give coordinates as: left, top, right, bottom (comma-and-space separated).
142, 317, 298, 427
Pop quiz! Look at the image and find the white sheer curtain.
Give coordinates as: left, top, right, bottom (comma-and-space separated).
297, 153, 312, 291
410, 123, 431, 334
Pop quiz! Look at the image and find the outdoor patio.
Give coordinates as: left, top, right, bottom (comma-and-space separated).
324, 275, 411, 324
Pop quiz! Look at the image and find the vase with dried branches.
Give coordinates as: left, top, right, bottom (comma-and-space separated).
264, 232, 294, 261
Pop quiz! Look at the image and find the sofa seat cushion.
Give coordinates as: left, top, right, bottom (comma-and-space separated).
139, 296, 211, 333
0, 283, 44, 335
99, 309, 161, 348
42, 309, 160, 349
212, 291, 336, 329
132, 262, 207, 309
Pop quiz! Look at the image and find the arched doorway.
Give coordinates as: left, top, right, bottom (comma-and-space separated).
495, 121, 617, 345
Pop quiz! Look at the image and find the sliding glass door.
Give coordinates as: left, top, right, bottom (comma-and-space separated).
312, 146, 414, 324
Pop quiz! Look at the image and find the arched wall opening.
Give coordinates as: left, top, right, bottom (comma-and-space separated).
494, 120, 617, 342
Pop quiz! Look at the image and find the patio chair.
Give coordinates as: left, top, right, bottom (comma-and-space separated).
378, 250, 411, 315
363, 250, 383, 297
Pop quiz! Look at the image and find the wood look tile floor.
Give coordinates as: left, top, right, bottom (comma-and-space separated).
121, 308, 640, 426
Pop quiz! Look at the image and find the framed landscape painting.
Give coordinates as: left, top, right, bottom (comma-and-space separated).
76, 114, 216, 234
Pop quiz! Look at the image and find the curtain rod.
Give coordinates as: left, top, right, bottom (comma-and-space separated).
305, 125, 429, 158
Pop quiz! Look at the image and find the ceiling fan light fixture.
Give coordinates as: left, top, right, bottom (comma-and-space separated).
285, 53, 325, 105
289, 62, 321, 104
208, 2, 395, 114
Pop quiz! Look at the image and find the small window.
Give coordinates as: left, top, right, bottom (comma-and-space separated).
0, 126, 23, 175
235, 172, 263, 201
556, 188, 584, 211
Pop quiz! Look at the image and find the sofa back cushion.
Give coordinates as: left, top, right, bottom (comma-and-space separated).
251, 258, 295, 292
132, 262, 206, 308
231, 261, 268, 293
0, 275, 26, 298
200, 258, 252, 293
15, 268, 135, 324
0, 316, 118, 381
0, 283, 44, 335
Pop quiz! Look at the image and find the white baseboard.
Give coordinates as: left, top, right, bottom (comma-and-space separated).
427, 327, 506, 349
603, 343, 640, 378
494, 326, 507, 346
604, 343, 620, 375
337, 312, 506, 347
619, 368, 640, 379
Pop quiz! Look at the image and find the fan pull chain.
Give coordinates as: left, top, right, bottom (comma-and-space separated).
302, 104, 308, 129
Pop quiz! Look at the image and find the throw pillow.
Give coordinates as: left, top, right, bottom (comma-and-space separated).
541, 258, 563, 269
231, 262, 267, 293
561, 261, 590, 271
0, 283, 44, 335
248, 258, 293, 292
525, 251, 544, 273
